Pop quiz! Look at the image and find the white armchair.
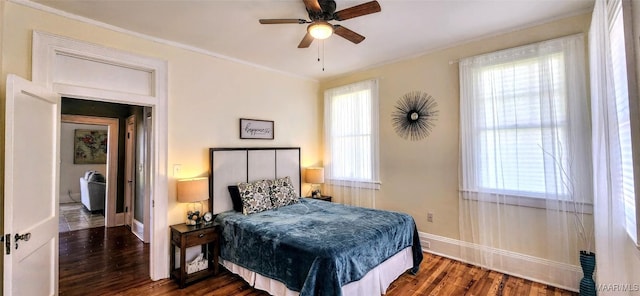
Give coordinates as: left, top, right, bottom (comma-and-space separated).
79, 171, 106, 212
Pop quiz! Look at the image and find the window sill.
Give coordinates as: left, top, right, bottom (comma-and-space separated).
327, 179, 381, 190
460, 190, 593, 214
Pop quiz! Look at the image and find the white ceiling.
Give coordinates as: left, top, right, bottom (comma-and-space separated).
29, 0, 594, 81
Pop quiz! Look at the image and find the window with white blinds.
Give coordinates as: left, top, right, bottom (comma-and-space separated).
324, 79, 380, 187
460, 34, 590, 205
476, 54, 568, 197
609, 1, 637, 244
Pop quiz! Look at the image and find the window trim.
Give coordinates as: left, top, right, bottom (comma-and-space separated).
460, 189, 593, 214
460, 34, 590, 213
469, 51, 571, 198
327, 179, 381, 190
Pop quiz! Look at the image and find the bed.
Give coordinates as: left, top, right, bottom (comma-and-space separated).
209, 147, 422, 296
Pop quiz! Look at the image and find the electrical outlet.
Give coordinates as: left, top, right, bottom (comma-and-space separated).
427, 212, 433, 222
425, 241, 431, 249
173, 164, 181, 177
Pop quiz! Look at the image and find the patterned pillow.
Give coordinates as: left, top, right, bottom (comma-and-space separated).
238, 180, 273, 215
267, 176, 299, 208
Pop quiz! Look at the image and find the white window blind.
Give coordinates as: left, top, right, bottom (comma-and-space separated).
609, 0, 637, 244
476, 54, 568, 197
324, 79, 380, 187
460, 34, 591, 205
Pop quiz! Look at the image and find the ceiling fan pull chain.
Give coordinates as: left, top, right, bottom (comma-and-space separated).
322, 40, 325, 71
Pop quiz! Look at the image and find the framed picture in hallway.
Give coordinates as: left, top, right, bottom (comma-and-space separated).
74, 129, 108, 164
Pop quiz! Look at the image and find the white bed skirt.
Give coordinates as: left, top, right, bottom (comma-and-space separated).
220, 246, 414, 296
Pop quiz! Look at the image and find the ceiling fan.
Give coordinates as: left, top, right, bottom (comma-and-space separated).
259, 0, 381, 48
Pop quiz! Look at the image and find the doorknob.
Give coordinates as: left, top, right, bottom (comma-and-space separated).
14, 232, 31, 250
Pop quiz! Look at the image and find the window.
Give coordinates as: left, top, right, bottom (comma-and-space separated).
324, 79, 380, 189
476, 54, 568, 197
460, 35, 591, 205
609, 0, 637, 244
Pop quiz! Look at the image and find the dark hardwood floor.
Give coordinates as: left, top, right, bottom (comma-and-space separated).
59, 226, 577, 296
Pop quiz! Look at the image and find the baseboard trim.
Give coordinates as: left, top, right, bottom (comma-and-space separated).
132, 219, 145, 242
418, 232, 581, 292
59, 193, 82, 204
115, 213, 125, 226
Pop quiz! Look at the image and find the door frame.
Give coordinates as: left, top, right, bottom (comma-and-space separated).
124, 115, 135, 230
32, 31, 169, 280
61, 115, 119, 227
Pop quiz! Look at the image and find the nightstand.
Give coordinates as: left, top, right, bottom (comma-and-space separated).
308, 195, 332, 202
170, 222, 220, 288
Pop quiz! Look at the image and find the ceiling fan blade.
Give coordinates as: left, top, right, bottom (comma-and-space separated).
298, 32, 315, 48
259, 19, 309, 24
303, 0, 322, 13
333, 1, 381, 21
333, 25, 365, 44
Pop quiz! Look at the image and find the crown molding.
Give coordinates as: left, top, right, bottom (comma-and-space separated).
9, 0, 317, 82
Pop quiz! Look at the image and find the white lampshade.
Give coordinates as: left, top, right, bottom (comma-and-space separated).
305, 167, 325, 184
177, 177, 209, 203
308, 22, 333, 39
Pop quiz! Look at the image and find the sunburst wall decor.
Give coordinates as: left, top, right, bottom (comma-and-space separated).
392, 91, 439, 141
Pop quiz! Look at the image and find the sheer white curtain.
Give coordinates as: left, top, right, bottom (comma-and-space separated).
324, 79, 380, 208
459, 34, 593, 287
589, 0, 637, 290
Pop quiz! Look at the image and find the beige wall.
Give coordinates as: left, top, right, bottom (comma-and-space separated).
0, 2, 321, 226
59, 123, 108, 203
320, 13, 592, 251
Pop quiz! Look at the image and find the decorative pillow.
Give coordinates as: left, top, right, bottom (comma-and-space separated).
89, 172, 106, 183
267, 176, 299, 208
238, 180, 273, 215
83, 171, 95, 180
227, 185, 243, 212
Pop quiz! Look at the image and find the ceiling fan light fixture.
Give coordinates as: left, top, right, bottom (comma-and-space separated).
308, 21, 333, 39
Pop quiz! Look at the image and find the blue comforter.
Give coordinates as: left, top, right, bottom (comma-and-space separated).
215, 198, 422, 296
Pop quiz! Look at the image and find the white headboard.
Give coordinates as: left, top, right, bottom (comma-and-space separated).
209, 147, 301, 214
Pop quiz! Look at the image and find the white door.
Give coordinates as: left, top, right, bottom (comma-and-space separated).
125, 115, 136, 228
4, 74, 60, 295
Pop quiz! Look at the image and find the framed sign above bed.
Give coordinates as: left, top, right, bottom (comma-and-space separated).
239, 118, 274, 140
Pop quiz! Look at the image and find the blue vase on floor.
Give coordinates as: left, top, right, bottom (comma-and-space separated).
580, 251, 596, 296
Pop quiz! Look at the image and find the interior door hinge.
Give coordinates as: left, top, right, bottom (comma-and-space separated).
1, 234, 10, 255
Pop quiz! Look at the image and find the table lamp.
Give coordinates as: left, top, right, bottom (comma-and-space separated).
305, 167, 324, 198
177, 177, 208, 225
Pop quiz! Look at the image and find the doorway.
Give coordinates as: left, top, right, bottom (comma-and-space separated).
58, 119, 109, 233
58, 100, 151, 291
60, 114, 119, 228
33, 31, 169, 279
60, 99, 149, 233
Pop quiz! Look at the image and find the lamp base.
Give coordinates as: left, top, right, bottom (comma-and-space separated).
186, 202, 203, 225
